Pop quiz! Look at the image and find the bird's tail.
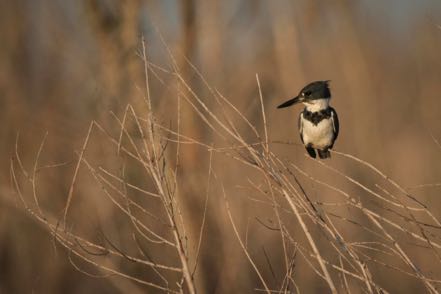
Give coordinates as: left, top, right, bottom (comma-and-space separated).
318, 149, 331, 159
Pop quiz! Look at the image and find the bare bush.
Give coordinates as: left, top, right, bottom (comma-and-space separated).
11, 38, 441, 294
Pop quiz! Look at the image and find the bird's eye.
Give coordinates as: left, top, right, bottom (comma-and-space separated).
304, 91, 312, 96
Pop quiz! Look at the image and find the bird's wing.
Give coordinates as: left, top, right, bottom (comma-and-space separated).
298, 112, 304, 143
330, 107, 339, 141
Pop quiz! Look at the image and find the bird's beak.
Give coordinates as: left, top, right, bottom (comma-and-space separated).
277, 96, 304, 109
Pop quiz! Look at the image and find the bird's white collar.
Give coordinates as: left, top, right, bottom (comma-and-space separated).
304, 98, 330, 112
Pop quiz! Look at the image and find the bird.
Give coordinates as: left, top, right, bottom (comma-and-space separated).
277, 80, 339, 159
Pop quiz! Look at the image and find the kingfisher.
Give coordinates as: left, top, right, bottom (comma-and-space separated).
277, 80, 339, 159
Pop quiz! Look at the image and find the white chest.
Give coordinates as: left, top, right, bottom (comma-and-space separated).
301, 116, 334, 149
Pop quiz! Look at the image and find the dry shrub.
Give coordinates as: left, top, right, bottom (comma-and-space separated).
11, 39, 441, 294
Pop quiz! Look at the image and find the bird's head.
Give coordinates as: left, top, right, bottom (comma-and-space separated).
277, 80, 331, 111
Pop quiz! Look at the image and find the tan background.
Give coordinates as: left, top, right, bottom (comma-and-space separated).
2, 1, 441, 293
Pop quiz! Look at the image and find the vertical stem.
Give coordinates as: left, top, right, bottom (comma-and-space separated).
282, 190, 337, 293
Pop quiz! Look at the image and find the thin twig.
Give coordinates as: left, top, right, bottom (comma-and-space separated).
63, 121, 94, 227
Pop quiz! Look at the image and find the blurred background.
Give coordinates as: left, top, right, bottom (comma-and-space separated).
2, 0, 441, 293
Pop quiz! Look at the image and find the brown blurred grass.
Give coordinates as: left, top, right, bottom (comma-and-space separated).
3, 1, 441, 293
